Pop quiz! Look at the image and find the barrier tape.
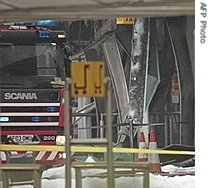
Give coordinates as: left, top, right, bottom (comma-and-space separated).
0, 144, 195, 155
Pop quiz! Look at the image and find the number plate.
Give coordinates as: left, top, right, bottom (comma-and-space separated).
7, 135, 33, 143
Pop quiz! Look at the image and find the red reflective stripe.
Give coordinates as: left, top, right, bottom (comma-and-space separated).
1, 151, 64, 164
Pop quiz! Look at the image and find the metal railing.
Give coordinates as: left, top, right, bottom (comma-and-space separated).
72, 162, 150, 188
70, 110, 194, 149
149, 111, 194, 147
65, 77, 115, 188
0, 152, 46, 188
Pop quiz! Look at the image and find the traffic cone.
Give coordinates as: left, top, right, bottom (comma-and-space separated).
138, 131, 148, 162
148, 130, 161, 173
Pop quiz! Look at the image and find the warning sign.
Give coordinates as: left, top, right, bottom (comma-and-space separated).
172, 68, 179, 103
71, 62, 105, 97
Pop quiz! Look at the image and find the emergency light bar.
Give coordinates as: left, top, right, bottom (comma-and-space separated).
0, 26, 66, 44
15, 20, 59, 27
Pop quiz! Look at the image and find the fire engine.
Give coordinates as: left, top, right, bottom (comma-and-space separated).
0, 24, 72, 165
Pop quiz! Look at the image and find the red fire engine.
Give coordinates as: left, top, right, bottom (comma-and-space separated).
0, 25, 72, 165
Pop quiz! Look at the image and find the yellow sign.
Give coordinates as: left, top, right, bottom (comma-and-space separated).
116, 17, 134, 24
172, 90, 179, 96
71, 62, 105, 97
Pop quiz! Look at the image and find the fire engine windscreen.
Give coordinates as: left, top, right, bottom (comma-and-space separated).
0, 43, 65, 89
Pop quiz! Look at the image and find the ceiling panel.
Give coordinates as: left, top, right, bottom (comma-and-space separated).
0, 0, 195, 23
0, 0, 98, 9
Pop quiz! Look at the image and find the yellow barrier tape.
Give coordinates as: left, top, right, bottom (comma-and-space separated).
0, 145, 65, 152
0, 144, 195, 155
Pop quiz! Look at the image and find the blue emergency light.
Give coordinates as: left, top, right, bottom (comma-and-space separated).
32, 117, 41, 122
15, 20, 59, 27
0, 117, 9, 122
33, 20, 59, 26
47, 107, 56, 112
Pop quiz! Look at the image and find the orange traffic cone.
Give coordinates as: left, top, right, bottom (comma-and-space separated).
148, 130, 161, 173
138, 131, 148, 162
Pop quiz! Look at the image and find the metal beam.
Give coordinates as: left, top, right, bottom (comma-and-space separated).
0, 2, 194, 23
102, 35, 129, 123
